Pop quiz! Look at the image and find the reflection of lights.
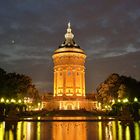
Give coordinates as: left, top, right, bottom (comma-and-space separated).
17, 122, 21, 140
135, 122, 140, 140
27, 122, 31, 140
125, 126, 130, 140
23, 122, 27, 140
37, 122, 41, 140
118, 121, 122, 140
0, 122, 5, 140
52, 120, 87, 140
9, 130, 13, 140
98, 121, 102, 140
112, 121, 116, 140
105, 122, 114, 140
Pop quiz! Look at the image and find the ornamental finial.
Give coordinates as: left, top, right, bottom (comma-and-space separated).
60, 22, 79, 48
65, 22, 74, 40
67, 22, 71, 33
68, 22, 71, 28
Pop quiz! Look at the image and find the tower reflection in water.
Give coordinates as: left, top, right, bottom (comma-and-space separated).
0, 118, 139, 140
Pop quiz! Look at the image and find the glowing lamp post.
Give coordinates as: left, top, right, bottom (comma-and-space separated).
123, 98, 128, 103
18, 99, 22, 103
118, 99, 121, 103
134, 97, 138, 102
6, 99, 9, 103
112, 99, 115, 104
38, 103, 41, 110
11, 99, 16, 103
0, 98, 5, 103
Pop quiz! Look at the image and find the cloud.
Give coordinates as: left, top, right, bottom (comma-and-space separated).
0, 0, 140, 92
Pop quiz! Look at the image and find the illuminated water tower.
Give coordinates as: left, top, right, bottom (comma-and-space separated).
52, 23, 86, 98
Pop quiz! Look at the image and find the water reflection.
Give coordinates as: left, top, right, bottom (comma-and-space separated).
0, 117, 139, 140
52, 121, 86, 140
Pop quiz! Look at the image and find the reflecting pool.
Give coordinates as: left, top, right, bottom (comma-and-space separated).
0, 117, 139, 140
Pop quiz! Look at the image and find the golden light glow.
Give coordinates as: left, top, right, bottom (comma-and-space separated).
0, 98, 4, 102
6, 99, 9, 103
135, 122, 140, 140
53, 48, 86, 97
18, 99, 22, 103
98, 121, 102, 140
53, 24, 86, 99
118, 121, 122, 140
37, 122, 41, 140
118, 99, 121, 102
123, 98, 128, 103
11, 99, 16, 103
52, 120, 87, 140
134, 97, 138, 102
17, 122, 21, 140
125, 126, 130, 140
0, 122, 5, 140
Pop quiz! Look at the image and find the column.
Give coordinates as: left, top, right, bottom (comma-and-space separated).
73, 69, 76, 95
54, 70, 56, 96
63, 69, 66, 95
83, 70, 85, 96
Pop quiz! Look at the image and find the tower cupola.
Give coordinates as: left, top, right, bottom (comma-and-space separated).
59, 22, 80, 48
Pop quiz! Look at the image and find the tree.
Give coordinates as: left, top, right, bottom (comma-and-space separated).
96, 73, 121, 104
97, 73, 140, 104
0, 67, 39, 99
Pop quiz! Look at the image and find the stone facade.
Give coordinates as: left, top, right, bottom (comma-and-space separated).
42, 99, 97, 111
52, 23, 86, 97
42, 23, 97, 111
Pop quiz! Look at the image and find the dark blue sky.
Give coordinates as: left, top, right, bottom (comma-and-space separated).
0, 0, 140, 93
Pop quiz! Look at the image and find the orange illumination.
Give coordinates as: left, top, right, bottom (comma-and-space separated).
53, 49, 86, 97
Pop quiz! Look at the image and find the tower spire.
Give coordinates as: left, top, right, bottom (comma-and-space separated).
59, 22, 80, 48
68, 22, 70, 28
65, 22, 74, 41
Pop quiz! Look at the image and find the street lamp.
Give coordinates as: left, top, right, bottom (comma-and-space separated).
112, 99, 115, 104
123, 98, 128, 103
18, 99, 22, 103
6, 99, 9, 103
11, 99, 16, 103
38, 102, 41, 110
118, 99, 121, 102
134, 97, 138, 102
0, 98, 5, 103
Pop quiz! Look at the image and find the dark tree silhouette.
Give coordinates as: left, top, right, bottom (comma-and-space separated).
97, 73, 140, 104
0, 68, 39, 100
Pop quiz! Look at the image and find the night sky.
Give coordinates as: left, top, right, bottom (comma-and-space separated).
0, 0, 140, 94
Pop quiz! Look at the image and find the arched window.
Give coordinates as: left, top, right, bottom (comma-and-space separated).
68, 71, 71, 76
